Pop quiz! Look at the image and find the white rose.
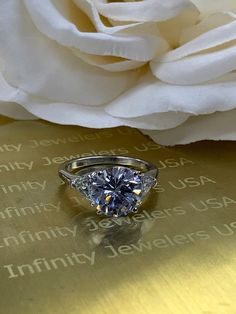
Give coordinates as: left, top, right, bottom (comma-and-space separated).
0, 0, 236, 145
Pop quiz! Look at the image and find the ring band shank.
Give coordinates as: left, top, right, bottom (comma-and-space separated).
59, 155, 158, 185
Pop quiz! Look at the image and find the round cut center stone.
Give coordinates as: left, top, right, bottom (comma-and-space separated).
76, 166, 156, 217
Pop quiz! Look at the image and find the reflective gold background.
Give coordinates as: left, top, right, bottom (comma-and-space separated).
0, 117, 236, 314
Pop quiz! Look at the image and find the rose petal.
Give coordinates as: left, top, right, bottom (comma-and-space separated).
71, 49, 145, 71
24, 100, 189, 129
142, 109, 236, 145
158, 17, 236, 62
23, 0, 168, 61
180, 12, 236, 44
124, 112, 189, 130
106, 72, 236, 117
0, 0, 140, 105
157, 8, 199, 48
0, 71, 188, 129
191, 0, 236, 16
151, 45, 236, 85
94, 0, 198, 22
151, 12, 236, 84
73, 0, 142, 34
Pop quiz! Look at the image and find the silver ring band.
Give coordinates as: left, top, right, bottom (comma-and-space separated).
58, 155, 158, 217
59, 155, 158, 185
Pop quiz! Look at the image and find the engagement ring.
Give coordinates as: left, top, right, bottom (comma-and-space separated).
59, 156, 158, 217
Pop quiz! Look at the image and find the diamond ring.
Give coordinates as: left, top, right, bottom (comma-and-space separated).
58, 155, 158, 217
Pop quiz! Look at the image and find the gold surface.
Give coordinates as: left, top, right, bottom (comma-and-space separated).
0, 118, 236, 314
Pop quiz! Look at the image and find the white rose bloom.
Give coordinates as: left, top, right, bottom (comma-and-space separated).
0, 0, 236, 145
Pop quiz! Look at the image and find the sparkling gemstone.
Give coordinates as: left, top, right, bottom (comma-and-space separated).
74, 166, 156, 217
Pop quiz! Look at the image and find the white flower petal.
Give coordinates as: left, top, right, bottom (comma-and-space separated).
158, 17, 236, 62
0, 0, 139, 105
23, 101, 188, 129
151, 13, 236, 84
0, 72, 35, 119
191, 0, 236, 16
94, 0, 198, 22
0, 70, 188, 129
151, 12, 236, 84
180, 12, 235, 44
1, 0, 235, 147
157, 8, 199, 48
71, 49, 145, 72
23, 0, 168, 61
142, 109, 236, 145
12, 96, 189, 130
151, 45, 236, 84
0, 72, 19, 102
73, 0, 142, 34
124, 112, 190, 130
106, 72, 236, 117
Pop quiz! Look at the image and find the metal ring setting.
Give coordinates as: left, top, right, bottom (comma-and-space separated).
59, 155, 158, 217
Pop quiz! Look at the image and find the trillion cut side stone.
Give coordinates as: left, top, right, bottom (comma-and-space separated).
74, 166, 156, 217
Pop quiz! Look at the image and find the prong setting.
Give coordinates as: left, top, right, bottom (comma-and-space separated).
73, 166, 155, 217
59, 156, 158, 218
